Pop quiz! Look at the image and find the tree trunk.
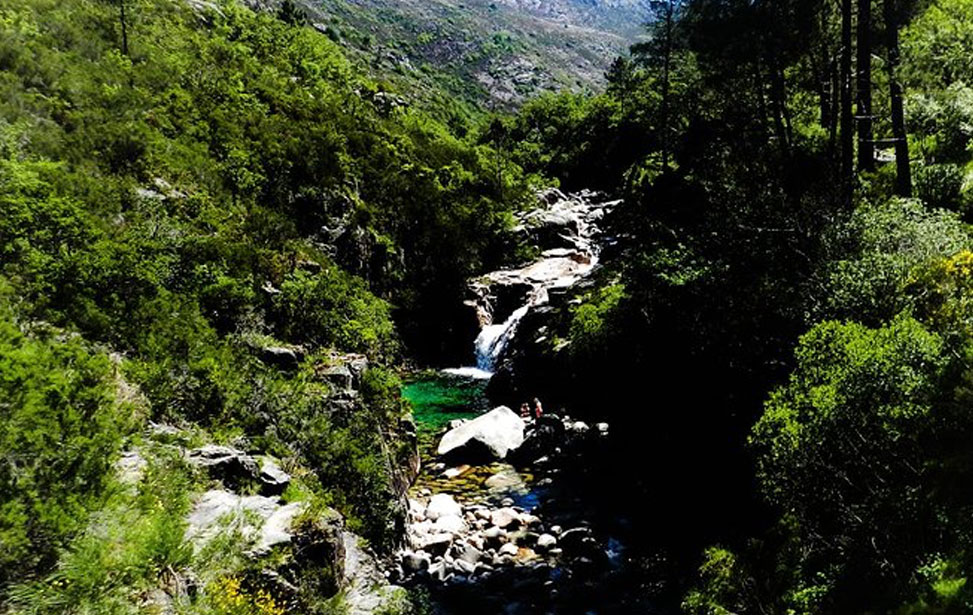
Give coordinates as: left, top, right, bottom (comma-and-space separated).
884, 0, 912, 197
118, 0, 129, 56
840, 0, 854, 205
857, 0, 874, 172
660, 0, 674, 172
819, 4, 833, 131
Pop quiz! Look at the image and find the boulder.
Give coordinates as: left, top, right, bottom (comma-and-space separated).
185, 490, 305, 555
187, 445, 259, 490
259, 346, 302, 371
437, 406, 525, 462
425, 494, 462, 520
490, 507, 522, 529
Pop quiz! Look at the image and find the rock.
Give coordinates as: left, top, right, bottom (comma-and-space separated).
414, 533, 452, 556
318, 364, 354, 390
474, 508, 493, 522
446, 418, 468, 430
570, 421, 589, 434
434, 514, 468, 534
342, 531, 407, 615
596, 422, 609, 434
454, 559, 476, 574
484, 465, 529, 496
451, 542, 483, 566
536, 534, 557, 551
185, 490, 305, 554
259, 346, 302, 371
425, 493, 462, 520
257, 456, 291, 495
428, 561, 450, 583
187, 445, 259, 490
490, 507, 522, 529
116, 450, 147, 485
408, 498, 425, 521
482, 526, 505, 546
498, 542, 519, 557
401, 551, 430, 574
442, 464, 471, 479
437, 406, 525, 462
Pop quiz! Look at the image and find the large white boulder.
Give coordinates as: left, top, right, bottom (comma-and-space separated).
425, 493, 462, 520
437, 406, 526, 461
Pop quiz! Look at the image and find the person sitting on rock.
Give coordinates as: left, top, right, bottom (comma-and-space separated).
519, 402, 531, 419
533, 398, 543, 419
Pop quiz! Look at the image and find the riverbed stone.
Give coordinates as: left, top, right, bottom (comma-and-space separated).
498, 542, 519, 557
536, 533, 557, 551
451, 542, 483, 565
414, 532, 452, 555
490, 507, 522, 529
425, 493, 462, 520
434, 514, 468, 534
437, 406, 525, 462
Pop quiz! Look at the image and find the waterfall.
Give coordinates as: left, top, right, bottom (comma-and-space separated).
474, 304, 531, 371
443, 304, 531, 379
442, 190, 619, 381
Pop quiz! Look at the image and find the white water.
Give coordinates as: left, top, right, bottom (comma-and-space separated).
475, 303, 531, 371
442, 191, 617, 380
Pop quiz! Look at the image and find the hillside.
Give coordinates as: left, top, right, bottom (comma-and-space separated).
290, 0, 653, 112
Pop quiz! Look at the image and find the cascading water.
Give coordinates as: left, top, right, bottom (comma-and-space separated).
474, 303, 531, 371
443, 190, 619, 380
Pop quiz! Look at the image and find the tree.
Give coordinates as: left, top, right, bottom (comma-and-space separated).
858, 0, 875, 172
651, 0, 678, 172
885, 0, 913, 196
841, 0, 854, 205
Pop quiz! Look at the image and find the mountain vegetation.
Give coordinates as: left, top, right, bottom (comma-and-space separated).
3, 0, 973, 612
495, 0, 973, 611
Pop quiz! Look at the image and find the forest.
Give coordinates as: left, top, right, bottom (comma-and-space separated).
2, 0, 973, 612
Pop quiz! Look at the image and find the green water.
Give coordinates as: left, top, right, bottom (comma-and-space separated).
402, 374, 490, 442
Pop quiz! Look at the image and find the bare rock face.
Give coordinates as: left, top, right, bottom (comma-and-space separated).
186, 445, 291, 495
185, 490, 305, 555
437, 406, 526, 462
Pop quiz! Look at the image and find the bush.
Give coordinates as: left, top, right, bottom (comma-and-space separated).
915, 163, 965, 211
0, 295, 138, 585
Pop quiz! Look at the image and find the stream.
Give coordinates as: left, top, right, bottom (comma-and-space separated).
394, 190, 661, 614
400, 373, 654, 615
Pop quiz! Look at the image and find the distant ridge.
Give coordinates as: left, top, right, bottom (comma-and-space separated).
285, 0, 654, 110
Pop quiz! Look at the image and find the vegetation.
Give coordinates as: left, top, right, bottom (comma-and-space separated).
0, 0, 529, 607
6, 0, 973, 611
496, 0, 973, 612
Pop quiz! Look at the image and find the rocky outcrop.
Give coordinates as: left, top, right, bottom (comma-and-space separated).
461, 189, 620, 374
185, 490, 306, 555
186, 444, 291, 495
437, 406, 526, 462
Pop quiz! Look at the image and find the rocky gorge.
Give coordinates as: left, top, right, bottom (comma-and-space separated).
393, 189, 653, 613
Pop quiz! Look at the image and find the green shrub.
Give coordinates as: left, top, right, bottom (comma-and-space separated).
0, 296, 138, 586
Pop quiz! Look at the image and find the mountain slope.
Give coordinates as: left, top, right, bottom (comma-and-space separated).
292, 0, 653, 112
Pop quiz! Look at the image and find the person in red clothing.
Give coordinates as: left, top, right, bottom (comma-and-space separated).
532, 397, 543, 419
